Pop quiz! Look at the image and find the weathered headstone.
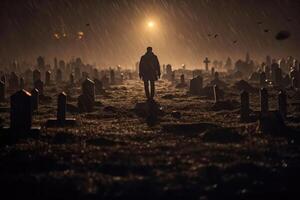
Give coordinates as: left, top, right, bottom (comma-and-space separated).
94, 79, 104, 95
56, 69, 62, 83
260, 72, 267, 87
33, 69, 41, 83
240, 90, 250, 122
260, 88, 268, 114
78, 78, 95, 112
10, 90, 32, 131
31, 88, 39, 112
69, 73, 74, 85
190, 75, 203, 95
0, 81, 5, 102
45, 70, 51, 85
8, 72, 19, 92
110, 69, 115, 84
278, 90, 287, 119
213, 85, 220, 103
19, 77, 25, 89
45, 92, 77, 127
34, 79, 44, 96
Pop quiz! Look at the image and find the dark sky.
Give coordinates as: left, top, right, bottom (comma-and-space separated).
0, 0, 300, 68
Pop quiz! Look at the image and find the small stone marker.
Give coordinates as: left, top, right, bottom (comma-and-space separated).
31, 88, 39, 112
260, 72, 266, 87
19, 77, 25, 89
56, 69, 62, 83
70, 73, 74, 85
33, 69, 41, 83
0, 81, 5, 102
213, 85, 220, 103
260, 88, 268, 114
10, 90, 32, 132
189, 75, 203, 95
278, 90, 287, 119
45, 71, 51, 85
78, 78, 95, 112
240, 90, 250, 122
45, 92, 77, 127
34, 79, 44, 96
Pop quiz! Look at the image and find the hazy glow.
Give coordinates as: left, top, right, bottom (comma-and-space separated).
147, 21, 155, 28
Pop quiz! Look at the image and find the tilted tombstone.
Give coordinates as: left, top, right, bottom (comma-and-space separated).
78, 78, 95, 112
45, 70, 51, 85
278, 90, 287, 119
240, 90, 250, 122
31, 88, 39, 112
10, 90, 32, 132
190, 75, 203, 95
0, 81, 5, 102
8, 72, 19, 92
34, 79, 44, 96
33, 69, 41, 83
260, 88, 268, 114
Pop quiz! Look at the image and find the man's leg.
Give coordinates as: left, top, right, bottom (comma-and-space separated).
144, 81, 150, 99
150, 80, 155, 99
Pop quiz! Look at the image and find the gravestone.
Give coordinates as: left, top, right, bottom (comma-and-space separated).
260, 88, 268, 114
0, 81, 5, 102
211, 67, 215, 76
110, 69, 115, 84
31, 88, 39, 112
94, 79, 104, 95
176, 74, 187, 88
1, 75, 5, 84
45, 92, 77, 127
101, 74, 109, 88
240, 90, 250, 122
278, 90, 287, 119
213, 85, 220, 103
34, 80, 44, 96
260, 72, 267, 87
78, 78, 95, 112
10, 90, 32, 131
75, 66, 81, 81
190, 75, 203, 95
166, 64, 172, 79
203, 57, 210, 71
70, 73, 74, 85
56, 69, 62, 83
274, 67, 282, 86
24, 69, 32, 84
45, 71, 51, 85
8, 72, 19, 92
19, 77, 25, 89
33, 69, 41, 83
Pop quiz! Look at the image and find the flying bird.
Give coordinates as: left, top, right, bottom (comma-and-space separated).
275, 30, 291, 40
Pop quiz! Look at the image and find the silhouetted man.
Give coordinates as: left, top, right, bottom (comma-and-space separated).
139, 47, 161, 100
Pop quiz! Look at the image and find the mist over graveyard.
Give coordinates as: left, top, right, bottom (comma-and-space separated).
1, 0, 300, 199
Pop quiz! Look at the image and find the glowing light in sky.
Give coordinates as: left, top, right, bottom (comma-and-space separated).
147, 21, 155, 28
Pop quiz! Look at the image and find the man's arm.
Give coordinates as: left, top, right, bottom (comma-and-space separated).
139, 57, 144, 79
155, 56, 161, 78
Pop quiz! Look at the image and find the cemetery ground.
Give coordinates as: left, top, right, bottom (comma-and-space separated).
0, 78, 300, 199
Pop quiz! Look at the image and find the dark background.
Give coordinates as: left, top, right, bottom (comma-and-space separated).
0, 0, 299, 67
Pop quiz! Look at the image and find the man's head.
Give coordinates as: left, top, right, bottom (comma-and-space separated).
146, 47, 153, 53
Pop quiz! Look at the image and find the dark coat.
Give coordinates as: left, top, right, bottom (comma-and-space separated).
139, 52, 161, 81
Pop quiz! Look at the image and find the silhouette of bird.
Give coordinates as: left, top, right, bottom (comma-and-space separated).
233, 40, 237, 44
275, 30, 291, 40
214, 34, 218, 38
264, 29, 269, 33
86, 23, 90, 26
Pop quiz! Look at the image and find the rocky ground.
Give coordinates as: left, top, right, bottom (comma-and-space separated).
0, 77, 300, 200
